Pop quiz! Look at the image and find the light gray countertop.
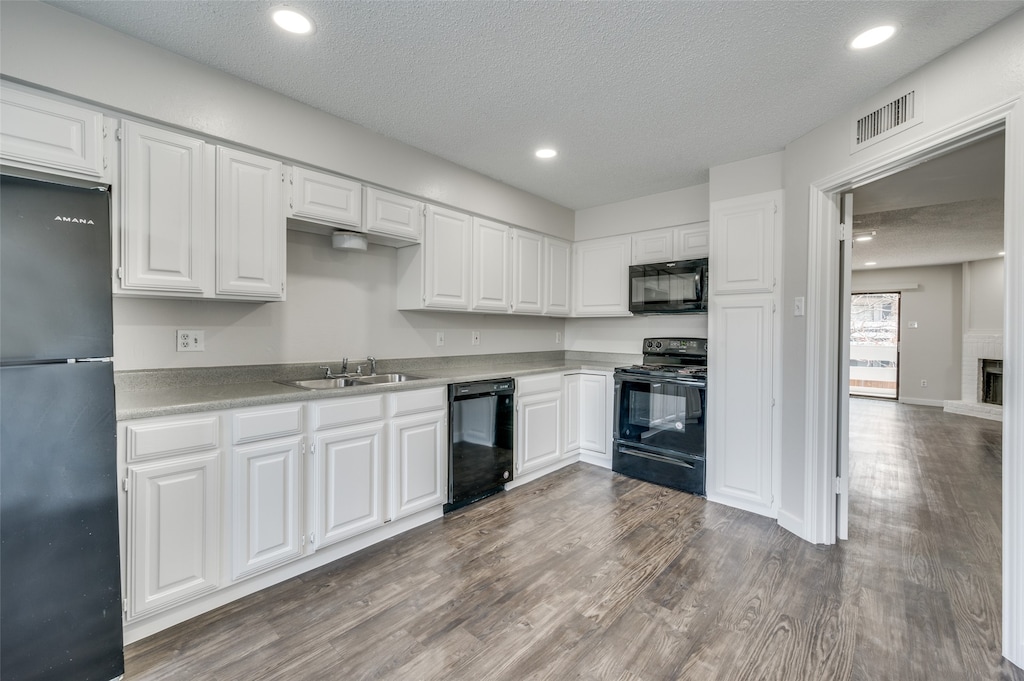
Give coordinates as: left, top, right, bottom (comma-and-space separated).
115, 352, 633, 421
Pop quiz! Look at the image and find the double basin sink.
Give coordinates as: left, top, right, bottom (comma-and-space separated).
278, 373, 424, 390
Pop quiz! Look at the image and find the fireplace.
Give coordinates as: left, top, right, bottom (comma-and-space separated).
981, 359, 1003, 406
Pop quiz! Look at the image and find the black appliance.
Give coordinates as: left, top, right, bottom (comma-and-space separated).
1, 175, 125, 681
445, 378, 515, 512
628, 257, 708, 314
613, 338, 708, 495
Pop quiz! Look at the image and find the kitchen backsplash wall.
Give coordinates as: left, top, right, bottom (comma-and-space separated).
113, 231, 566, 370
564, 315, 708, 353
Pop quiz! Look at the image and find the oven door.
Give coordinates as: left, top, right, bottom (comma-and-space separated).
614, 373, 706, 458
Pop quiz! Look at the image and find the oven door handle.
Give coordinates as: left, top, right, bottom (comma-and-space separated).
614, 373, 705, 388
618, 447, 696, 468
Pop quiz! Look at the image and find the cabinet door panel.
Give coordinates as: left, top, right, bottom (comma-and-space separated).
472, 218, 510, 312
364, 187, 422, 242
423, 206, 471, 309
121, 121, 212, 295
511, 228, 544, 314
675, 222, 710, 259
631, 228, 674, 265
127, 452, 220, 619
289, 166, 361, 228
231, 437, 303, 580
517, 391, 561, 474
0, 87, 105, 179
710, 193, 778, 294
563, 374, 581, 454
543, 237, 571, 316
573, 236, 631, 316
316, 424, 385, 548
390, 411, 446, 519
216, 147, 284, 299
579, 373, 609, 456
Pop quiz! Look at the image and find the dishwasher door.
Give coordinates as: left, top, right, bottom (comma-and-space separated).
446, 380, 514, 512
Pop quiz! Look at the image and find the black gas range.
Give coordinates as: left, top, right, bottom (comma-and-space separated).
612, 337, 708, 495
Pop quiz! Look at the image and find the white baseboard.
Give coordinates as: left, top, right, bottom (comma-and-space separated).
777, 508, 806, 541
898, 397, 945, 407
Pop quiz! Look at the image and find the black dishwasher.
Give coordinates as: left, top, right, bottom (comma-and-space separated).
445, 378, 515, 512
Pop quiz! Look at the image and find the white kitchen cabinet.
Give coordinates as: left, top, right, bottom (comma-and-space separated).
287, 166, 361, 230
230, 435, 304, 580
562, 374, 581, 455
511, 228, 544, 314
471, 217, 511, 312
388, 388, 447, 520
119, 120, 214, 297
516, 373, 563, 475
313, 422, 385, 547
216, 146, 285, 300
707, 294, 775, 517
398, 205, 472, 310
126, 451, 221, 619
631, 228, 675, 265
710, 191, 780, 295
675, 221, 710, 259
0, 85, 107, 181
364, 187, 423, 245
543, 236, 572, 316
579, 372, 611, 462
572, 235, 631, 316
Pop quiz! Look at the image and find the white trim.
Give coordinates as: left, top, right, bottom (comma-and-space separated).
851, 283, 919, 293
803, 97, 1023, 667
897, 397, 945, 407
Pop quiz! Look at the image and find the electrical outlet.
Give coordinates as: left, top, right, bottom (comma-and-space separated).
471, 330, 480, 346
176, 329, 205, 352
555, 331, 562, 344
921, 379, 928, 387
436, 331, 445, 347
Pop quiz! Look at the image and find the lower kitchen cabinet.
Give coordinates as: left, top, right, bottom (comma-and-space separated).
562, 374, 581, 455
516, 373, 563, 475
579, 372, 611, 464
230, 435, 304, 581
126, 452, 221, 619
313, 422, 385, 548
389, 408, 447, 520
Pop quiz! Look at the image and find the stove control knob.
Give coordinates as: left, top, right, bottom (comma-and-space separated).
645, 340, 654, 349
704, 342, 708, 352
655, 341, 663, 349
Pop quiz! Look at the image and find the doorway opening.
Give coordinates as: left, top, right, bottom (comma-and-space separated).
849, 292, 901, 399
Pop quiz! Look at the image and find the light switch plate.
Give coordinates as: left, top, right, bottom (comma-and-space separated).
908, 321, 919, 329
471, 330, 480, 346
794, 297, 805, 317
436, 331, 445, 347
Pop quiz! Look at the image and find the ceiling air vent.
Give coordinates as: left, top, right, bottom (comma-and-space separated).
852, 89, 922, 153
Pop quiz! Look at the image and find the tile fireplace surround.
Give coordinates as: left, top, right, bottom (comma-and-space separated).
944, 332, 1004, 421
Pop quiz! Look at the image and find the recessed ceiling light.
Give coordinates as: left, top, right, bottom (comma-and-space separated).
850, 24, 898, 50
864, 261, 877, 266
535, 148, 557, 159
271, 6, 315, 35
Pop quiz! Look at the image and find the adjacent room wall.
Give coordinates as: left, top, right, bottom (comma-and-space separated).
852, 264, 963, 404
966, 257, 1006, 332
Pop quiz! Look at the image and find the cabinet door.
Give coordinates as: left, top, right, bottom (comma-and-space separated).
674, 221, 710, 259
579, 373, 609, 457
231, 436, 303, 580
562, 374, 581, 455
707, 295, 774, 516
710, 192, 779, 295
288, 166, 361, 229
543, 237, 572, 316
364, 187, 423, 242
511, 228, 544, 314
216, 146, 285, 299
572, 236, 631, 316
471, 217, 511, 312
423, 206, 472, 309
121, 121, 213, 296
127, 452, 220, 619
516, 391, 562, 474
390, 410, 446, 520
631, 228, 675, 265
315, 423, 385, 548
0, 86, 105, 179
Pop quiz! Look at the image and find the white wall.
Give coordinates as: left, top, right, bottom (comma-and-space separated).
574, 183, 708, 241
852, 265, 963, 404
966, 257, 1005, 332
709, 151, 784, 202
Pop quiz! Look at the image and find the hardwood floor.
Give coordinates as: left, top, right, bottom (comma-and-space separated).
124, 400, 1021, 680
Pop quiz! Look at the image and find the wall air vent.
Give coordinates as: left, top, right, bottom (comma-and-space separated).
851, 88, 923, 153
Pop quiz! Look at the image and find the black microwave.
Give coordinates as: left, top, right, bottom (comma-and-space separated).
628, 258, 708, 314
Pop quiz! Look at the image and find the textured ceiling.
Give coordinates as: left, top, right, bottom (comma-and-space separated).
43, 1, 1024, 210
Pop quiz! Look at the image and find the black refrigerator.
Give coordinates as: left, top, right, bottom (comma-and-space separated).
1, 174, 125, 680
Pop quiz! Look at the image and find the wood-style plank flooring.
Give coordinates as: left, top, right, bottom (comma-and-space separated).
125, 400, 1021, 680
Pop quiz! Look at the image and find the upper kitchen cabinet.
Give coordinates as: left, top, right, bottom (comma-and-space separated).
471, 217, 511, 312
710, 192, 780, 295
572, 235, 631, 316
511, 228, 544, 314
675, 221, 710, 259
543, 236, 572, 316
0, 85, 109, 182
397, 204, 472, 310
286, 166, 361, 230
631, 222, 710, 265
364, 187, 424, 246
215, 147, 286, 300
118, 120, 215, 297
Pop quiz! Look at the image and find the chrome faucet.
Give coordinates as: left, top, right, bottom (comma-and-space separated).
319, 365, 336, 379
367, 356, 377, 376
341, 357, 349, 374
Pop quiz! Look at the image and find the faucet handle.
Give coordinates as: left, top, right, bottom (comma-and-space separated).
367, 356, 377, 375
319, 365, 333, 379
341, 357, 349, 373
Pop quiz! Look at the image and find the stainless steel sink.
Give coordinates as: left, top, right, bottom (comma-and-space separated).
277, 377, 361, 390
354, 373, 423, 384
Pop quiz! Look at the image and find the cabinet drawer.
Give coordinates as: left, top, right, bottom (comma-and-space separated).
312, 394, 385, 431
125, 415, 220, 462
390, 387, 446, 417
517, 372, 564, 396
232, 404, 304, 444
